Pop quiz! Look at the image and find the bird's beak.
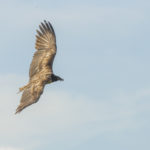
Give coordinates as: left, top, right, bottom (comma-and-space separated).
59, 77, 64, 81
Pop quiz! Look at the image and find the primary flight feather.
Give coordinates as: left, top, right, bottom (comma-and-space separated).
15, 20, 63, 114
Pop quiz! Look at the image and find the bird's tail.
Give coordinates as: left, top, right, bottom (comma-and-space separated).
15, 104, 25, 114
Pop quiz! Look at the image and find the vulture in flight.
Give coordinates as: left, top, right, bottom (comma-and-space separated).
15, 20, 63, 114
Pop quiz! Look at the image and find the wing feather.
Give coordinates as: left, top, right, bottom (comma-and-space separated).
29, 50, 44, 78
35, 20, 56, 51
30, 20, 56, 78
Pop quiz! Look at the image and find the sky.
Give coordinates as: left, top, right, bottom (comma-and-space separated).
0, 0, 150, 150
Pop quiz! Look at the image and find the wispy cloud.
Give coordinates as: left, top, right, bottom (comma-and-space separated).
0, 74, 150, 149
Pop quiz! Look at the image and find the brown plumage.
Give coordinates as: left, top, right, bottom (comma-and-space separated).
15, 20, 63, 114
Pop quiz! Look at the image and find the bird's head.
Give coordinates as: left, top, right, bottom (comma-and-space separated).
52, 74, 64, 82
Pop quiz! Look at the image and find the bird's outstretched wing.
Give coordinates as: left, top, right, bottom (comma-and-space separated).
15, 20, 57, 114
30, 20, 57, 78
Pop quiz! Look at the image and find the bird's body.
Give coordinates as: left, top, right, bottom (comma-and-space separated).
15, 21, 63, 114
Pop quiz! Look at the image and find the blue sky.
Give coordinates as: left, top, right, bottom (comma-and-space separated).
0, 0, 150, 150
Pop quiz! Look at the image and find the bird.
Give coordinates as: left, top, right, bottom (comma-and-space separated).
15, 20, 64, 114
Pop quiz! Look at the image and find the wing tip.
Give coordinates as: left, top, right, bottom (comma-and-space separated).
41, 20, 55, 35
35, 20, 56, 50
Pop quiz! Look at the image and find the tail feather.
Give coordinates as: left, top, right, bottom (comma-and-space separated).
15, 104, 25, 114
